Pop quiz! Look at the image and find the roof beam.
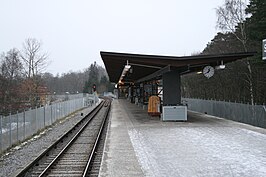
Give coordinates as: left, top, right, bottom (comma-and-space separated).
129, 63, 162, 69
137, 65, 172, 83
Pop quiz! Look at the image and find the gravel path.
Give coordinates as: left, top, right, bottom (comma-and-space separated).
0, 105, 96, 177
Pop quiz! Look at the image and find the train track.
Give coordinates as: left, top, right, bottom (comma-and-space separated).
15, 98, 111, 177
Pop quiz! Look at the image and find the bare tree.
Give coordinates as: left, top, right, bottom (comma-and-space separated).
0, 49, 23, 114
216, 0, 255, 105
20, 38, 49, 107
216, 0, 248, 51
1, 48, 23, 80
21, 38, 49, 78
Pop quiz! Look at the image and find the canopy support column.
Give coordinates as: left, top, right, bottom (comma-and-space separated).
162, 70, 181, 106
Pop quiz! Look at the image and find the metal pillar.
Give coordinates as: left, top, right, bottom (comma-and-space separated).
162, 70, 181, 106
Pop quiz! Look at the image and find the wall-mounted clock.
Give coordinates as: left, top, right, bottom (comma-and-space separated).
203, 65, 214, 78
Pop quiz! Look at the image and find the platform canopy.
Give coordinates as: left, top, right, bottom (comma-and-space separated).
100, 51, 255, 84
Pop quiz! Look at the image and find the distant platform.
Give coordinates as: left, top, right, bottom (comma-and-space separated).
99, 99, 266, 177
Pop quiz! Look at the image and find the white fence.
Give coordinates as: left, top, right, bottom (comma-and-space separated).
0, 94, 97, 154
183, 98, 266, 128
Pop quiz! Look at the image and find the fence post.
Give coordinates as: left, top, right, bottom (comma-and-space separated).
44, 106, 46, 128
67, 101, 69, 114
9, 113, 12, 147
23, 110, 26, 139
62, 102, 65, 117
69, 100, 71, 113
16, 111, 19, 142
70, 100, 71, 114
55, 104, 57, 120
51, 105, 53, 124
57, 103, 59, 119
69, 101, 71, 114
35, 106, 38, 133
70, 100, 72, 114
64, 102, 66, 116
58, 103, 60, 119
0, 116, 2, 152
60, 102, 62, 118
72, 100, 74, 112
56, 103, 58, 120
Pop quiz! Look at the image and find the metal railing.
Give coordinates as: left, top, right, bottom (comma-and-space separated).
183, 98, 266, 128
0, 94, 98, 154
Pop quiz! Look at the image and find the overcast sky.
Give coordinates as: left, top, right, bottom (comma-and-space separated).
0, 0, 225, 75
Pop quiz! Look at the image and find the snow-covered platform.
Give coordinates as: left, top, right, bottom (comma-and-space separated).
99, 99, 266, 177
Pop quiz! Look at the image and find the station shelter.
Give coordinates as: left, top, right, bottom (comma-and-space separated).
100, 51, 255, 121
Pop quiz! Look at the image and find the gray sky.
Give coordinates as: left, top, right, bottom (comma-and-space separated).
0, 0, 225, 75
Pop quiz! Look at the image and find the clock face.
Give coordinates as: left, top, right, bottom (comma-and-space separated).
203, 66, 214, 78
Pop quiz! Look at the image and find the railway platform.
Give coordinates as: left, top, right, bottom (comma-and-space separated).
99, 99, 266, 177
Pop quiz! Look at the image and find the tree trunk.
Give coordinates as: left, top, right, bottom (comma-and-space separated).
246, 59, 254, 105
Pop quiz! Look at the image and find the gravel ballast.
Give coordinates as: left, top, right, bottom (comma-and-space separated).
0, 105, 96, 177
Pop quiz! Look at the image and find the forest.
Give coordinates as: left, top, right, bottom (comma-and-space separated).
181, 0, 266, 105
43, 62, 114, 95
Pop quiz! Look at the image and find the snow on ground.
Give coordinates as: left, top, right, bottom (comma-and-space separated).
128, 124, 266, 177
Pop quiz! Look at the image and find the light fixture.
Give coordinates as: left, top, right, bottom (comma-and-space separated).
216, 65, 225, 69
216, 60, 225, 70
197, 71, 203, 74
118, 60, 131, 84
124, 64, 131, 70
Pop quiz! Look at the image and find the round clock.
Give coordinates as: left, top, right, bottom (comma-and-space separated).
203, 65, 214, 78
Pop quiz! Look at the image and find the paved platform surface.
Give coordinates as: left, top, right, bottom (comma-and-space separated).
99, 99, 266, 177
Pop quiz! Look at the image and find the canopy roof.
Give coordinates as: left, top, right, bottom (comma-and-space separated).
100, 51, 255, 83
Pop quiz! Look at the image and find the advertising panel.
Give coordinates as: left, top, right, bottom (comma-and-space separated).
263, 39, 266, 60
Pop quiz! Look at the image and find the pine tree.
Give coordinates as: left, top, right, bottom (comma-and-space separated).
246, 0, 266, 58
83, 62, 99, 93
246, 0, 266, 41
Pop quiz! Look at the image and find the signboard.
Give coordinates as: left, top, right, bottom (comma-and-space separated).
263, 39, 266, 60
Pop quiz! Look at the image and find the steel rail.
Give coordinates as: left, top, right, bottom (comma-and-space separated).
82, 100, 111, 176
38, 101, 106, 176
15, 100, 105, 177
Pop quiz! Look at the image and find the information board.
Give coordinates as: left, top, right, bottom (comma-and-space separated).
263, 39, 266, 60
